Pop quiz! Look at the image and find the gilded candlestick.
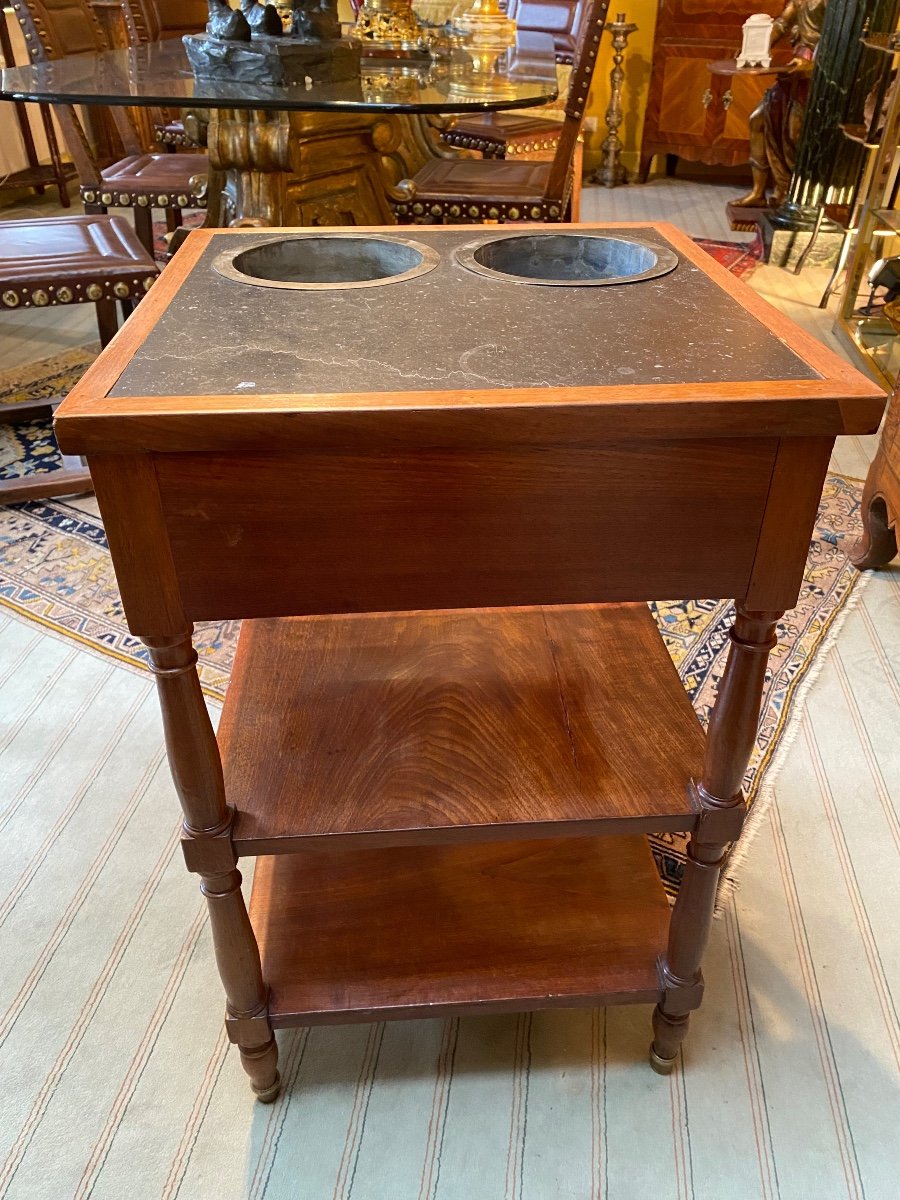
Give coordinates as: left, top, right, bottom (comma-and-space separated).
596, 12, 637, 189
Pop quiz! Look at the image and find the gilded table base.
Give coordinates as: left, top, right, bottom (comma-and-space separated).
205, 108, 451, 228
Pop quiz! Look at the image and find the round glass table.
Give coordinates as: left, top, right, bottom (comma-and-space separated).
0, 33, 558, 226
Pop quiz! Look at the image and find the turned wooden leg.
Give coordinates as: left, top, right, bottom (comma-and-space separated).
145, 632, 280, 1103
851, 458, 897, 570
650, 606, 782, 1073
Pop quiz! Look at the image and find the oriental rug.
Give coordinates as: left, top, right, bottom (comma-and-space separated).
0, 342, 870, 898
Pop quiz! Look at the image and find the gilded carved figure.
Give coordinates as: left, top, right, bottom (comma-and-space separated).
732, 0, 827, 209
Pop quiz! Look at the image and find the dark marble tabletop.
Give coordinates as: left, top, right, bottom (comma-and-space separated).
109, 227, 818, 400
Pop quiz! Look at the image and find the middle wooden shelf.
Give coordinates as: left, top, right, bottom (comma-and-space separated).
222, 603, 706, 857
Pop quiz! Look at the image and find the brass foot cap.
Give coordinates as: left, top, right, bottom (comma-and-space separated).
648, 1046, 676, 1075
253, 1071, 282, 1104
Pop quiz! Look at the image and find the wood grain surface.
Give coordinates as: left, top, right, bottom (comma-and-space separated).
223, 605, 706, 853
156, 439, 777, 620
249, 835, 670, 1024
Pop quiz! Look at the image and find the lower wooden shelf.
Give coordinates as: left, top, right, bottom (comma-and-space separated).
249, 835, 669, 1026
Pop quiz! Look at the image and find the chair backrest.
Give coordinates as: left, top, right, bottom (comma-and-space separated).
120, 0, 208, 44
120, 0, 163, 43
12, 0, 144, 178
9, 0, 108, 59
543, 0, 610, 204
505, 0, 587, 64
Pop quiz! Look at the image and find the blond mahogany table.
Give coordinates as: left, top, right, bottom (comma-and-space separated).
55, 222, 884, 1101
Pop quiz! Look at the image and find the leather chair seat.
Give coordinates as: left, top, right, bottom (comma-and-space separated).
0, 213, 158, 311
81, 153, 209, 209
395, 158, 567, 222
442, 114, 563, 158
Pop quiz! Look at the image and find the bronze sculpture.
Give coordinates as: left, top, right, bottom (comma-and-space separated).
240, 0, 284, 36
206, 0, 252, 41
187, 0, 358, 82
291, 0, 341, 43
732, 0, 827, 209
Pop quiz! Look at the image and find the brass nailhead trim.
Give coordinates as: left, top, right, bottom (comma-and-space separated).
100, 193, 113, 205
32, 289, 49, 306
86, 284, 103, 301
113, 283, 130, 298
57, 287, 74, 303
2, 291, 20, 308
137, 195, 150, 207
143, 277, 155, 292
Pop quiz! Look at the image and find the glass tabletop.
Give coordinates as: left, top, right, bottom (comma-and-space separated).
0, 32, 558, 114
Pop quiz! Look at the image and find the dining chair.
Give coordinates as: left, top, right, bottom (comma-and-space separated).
391, 0, 608, 224
0, 211, 158, 504
10, 0, 209, 253
441, 0, 583, 161
118, 0, 208, 150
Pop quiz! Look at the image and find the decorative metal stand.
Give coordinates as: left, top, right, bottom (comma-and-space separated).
594, 12, 637, 189
351, 0, 426, 50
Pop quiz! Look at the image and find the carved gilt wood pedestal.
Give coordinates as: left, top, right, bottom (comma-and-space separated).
54, 222, 884, 1102
206, 108, 452, 227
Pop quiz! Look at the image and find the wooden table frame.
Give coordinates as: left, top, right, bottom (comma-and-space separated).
55, 222, 885, 1101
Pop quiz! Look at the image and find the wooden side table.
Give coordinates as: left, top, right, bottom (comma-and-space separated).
54, 222, 884, 1101
853, 384, 900, 568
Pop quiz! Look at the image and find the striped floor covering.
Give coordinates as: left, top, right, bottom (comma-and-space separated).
0, 562, 898, 1199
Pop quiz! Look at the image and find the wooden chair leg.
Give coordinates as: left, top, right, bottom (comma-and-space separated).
144, 632, 281, 1103
651, 606, 782, 1073
133, 205, 155, 257
569, 136, 584, 222
850, 455, 898, 569
95, 299, 119, 349
166, 207, 182, 234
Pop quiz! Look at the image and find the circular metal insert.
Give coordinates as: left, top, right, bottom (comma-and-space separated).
213, 234, 440, 291
455, 232, 678, 286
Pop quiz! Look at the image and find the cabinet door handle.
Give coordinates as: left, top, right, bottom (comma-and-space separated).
723, 89, 734, 110
701, 88, 714, 108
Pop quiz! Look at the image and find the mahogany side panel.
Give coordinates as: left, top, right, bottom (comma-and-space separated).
88, 452, 187, 635
743, 436, 834, 612
154, 438, 779, 622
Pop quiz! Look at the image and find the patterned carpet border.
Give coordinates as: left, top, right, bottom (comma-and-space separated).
0, 474, 868, 898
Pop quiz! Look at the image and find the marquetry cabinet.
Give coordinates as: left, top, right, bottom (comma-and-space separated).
54, 222, 883, 1102
638, 0, 784, 179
